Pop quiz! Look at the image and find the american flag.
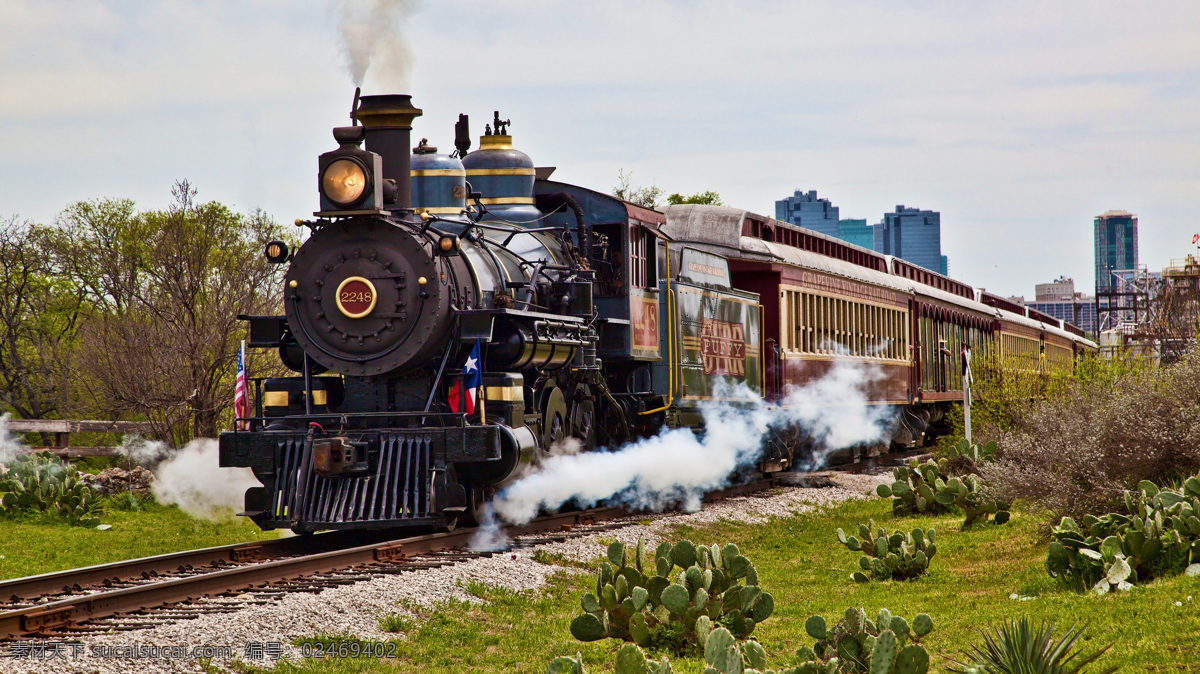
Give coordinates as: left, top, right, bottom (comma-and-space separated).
234, 340, 249, 430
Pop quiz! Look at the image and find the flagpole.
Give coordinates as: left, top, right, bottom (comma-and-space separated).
478, 382, 486, 425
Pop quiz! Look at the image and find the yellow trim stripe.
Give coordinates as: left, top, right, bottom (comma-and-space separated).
477, 197, 535, 205
465, 167, 536, 176
414, 206, 465, 214
263, 390, 327, 406
485, 386, 524, 402
411, 169, 466, 177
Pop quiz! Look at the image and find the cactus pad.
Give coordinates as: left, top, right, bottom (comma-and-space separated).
912, 613, 933, 638
570, 613, 606, 642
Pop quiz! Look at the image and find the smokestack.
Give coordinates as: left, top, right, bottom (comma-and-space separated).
354, 94, 423, 210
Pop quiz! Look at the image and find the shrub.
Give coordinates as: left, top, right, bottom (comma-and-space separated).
946, 617, 1116, 674
981, 352, 1200, 523
1045, 474, 1200, 592
0, 451, 100, 527
569, 537, 773, 655
836, 521, 937, 582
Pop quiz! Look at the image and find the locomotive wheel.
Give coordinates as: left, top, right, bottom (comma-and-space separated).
569, 396, 596, 452
541, 387, 568, 451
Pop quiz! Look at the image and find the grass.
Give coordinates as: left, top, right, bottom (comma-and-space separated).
254, 495, 1200, 673
0, 496, 278, 580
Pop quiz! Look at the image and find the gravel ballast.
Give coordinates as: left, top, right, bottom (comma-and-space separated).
0, 472, 888, 673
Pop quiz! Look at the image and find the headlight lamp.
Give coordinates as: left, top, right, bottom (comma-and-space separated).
322, 158, 368, 206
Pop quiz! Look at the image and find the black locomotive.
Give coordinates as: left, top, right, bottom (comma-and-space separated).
220, 92, 694, 533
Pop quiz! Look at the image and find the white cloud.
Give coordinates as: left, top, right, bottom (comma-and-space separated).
1, 0, 1199, 296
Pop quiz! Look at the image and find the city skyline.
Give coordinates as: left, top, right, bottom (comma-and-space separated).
2, 2, 1199, 299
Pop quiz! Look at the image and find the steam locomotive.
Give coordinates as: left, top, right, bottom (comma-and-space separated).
218, 92, 1096, 534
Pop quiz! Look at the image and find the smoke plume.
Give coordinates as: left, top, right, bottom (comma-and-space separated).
0, 414, 27, 466
151, 439, 260, 520
336, 0, 420, 87
489, 363, 891, 529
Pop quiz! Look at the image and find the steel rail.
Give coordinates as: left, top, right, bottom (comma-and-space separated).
0, 529, 405, 603
0, 479, 783, 639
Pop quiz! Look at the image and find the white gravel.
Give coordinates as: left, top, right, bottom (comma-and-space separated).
0, 472, 888, 673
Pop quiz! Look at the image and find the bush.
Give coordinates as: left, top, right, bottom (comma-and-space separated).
0, 451, 100, 527
981, 352, 1200, 523
836, 521, 937, 582
946, 617, 1116, 674
569, 537, 773, 655
1045, 475, 1200, 592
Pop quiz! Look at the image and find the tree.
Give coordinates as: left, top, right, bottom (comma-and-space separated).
666, 191, 724, 206
0, 217, 86, 428
612, 169, 664, 210
50, 181, 293, 443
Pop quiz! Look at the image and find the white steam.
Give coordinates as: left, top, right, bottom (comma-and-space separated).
151, 439, 260, 520
0, 414, 28, 466
116, 434, 171, 465
467, 504, 512, 552
490, 363, 891, 529
336, 0, 420, 87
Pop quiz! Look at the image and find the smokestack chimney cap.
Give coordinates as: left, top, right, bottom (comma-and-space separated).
355, 94, 423, 128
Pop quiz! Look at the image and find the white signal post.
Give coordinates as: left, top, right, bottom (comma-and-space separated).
962, 347, 972, 443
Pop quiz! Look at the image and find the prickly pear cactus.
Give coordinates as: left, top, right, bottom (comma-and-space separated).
875, 459, 951, 517
875, 452, 1010, 527
546, 651, 587, 674
836, 521, 936, 581
570, 537, 774, 655
940, 473, 1011, 528
0, 450, 101, 527
1046, 471, 1200, 591
800, 607, 932, 674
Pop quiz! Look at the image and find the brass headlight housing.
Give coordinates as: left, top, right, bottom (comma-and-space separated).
321, 158, 368, 206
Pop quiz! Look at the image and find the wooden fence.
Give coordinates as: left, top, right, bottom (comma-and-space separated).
7, 419, 158, 458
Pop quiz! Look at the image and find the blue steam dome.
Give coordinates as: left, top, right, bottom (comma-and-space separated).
410, 139, 466, 216
461, 112, 540, 224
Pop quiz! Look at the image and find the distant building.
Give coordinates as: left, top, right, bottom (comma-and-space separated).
1026, 300, 1098, 335
1095, 210, 1139, 332
1018, 276, 1097, 334
837, 219, 874, 250
1094, 210, 1139, 294
775, 190, 839, 237
874, 205, 948, 275
1035, 276, 1077, 302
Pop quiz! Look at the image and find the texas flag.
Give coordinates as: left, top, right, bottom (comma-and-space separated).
449, 340, 482, 414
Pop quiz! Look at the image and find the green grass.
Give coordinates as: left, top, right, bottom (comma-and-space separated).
0, 496, 278, 580
254, 495, 1200, 673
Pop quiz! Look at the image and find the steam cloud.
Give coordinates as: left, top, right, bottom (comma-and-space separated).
0, 414, 26, 466
336, 0, 420, 87
151, 439, 260, 520
489, 363, 892, 530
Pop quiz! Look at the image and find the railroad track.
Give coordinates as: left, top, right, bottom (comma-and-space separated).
0, 479, 780, 640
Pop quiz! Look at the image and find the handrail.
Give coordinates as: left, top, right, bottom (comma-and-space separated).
640, 241, 676, 415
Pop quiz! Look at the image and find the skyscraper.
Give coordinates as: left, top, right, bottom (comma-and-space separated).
1094, 210, 1138, 294
874, 205, 948, 275
837, 219, 874, 250
775, 190, 840, 237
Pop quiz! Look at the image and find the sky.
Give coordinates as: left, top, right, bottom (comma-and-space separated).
2, 0, 1199, 298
